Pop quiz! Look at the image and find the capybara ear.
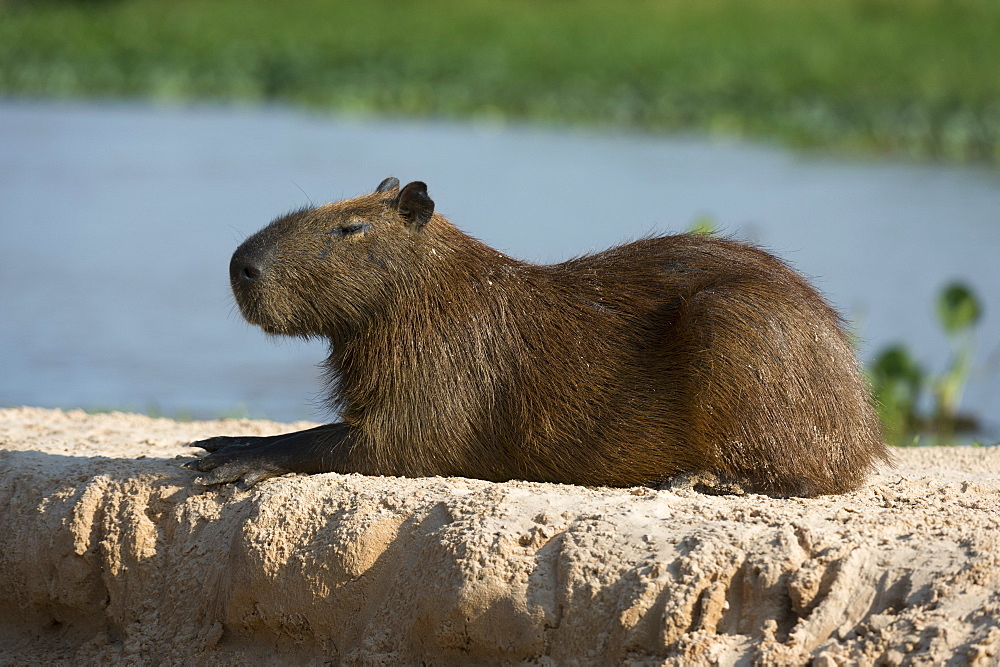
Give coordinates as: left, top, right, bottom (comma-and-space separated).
375, 177, 400, 194
396, 181, 434, 228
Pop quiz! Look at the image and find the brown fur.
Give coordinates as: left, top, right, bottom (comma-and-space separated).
222, 179, 890, 496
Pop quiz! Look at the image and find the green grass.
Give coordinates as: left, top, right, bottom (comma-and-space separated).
2, 0, 998, 161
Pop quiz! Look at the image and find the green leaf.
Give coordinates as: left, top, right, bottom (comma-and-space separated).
871, 344, 923, 389
688, 215, 717, 237
937, 282, 982, 336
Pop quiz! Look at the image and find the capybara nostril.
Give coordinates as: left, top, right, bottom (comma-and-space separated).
230, 243, 268, 285
240, 263, 261, 282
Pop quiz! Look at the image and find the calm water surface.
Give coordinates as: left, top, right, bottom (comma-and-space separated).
2, 101, 998, 432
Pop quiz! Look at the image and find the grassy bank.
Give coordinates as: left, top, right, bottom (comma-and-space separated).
2, 0, 998, 161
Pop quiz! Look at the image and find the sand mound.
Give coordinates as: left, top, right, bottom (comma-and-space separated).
1, 407, 998, 664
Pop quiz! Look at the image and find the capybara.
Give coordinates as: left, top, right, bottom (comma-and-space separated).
186, 177, 890, 495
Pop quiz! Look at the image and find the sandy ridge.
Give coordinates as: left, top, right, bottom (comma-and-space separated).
1, 407, 998, 664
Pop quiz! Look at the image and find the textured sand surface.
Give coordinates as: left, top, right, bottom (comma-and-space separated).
1, 407, 998, 665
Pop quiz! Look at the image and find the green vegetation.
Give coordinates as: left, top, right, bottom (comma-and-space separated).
2, 0, 999, 161
871, 282, 986, 446
687, 215, 719, 238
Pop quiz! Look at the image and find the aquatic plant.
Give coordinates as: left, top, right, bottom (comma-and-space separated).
871, 282, 985, 445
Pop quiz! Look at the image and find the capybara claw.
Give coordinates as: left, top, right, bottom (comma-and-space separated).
183, 458, 207, 472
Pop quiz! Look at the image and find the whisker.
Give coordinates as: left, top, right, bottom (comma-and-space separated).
291, 180, 315, 207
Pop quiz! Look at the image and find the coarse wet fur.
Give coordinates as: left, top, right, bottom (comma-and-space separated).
186, 177, 890, 496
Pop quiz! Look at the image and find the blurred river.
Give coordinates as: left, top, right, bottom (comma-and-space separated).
2, 101, 999, 434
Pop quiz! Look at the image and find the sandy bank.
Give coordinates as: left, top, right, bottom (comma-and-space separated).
1, 407, 998, 664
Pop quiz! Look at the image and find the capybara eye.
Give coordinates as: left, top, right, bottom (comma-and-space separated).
333, 222, 372, 237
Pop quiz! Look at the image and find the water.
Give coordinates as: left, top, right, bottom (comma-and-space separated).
2, 101, 999, 433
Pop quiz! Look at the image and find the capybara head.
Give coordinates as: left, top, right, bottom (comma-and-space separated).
229, 177, 435, 338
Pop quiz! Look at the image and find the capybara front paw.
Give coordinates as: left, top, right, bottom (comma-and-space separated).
188, 435, 266, 453
183, 444, 288, 489
191, 461, 287, 490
